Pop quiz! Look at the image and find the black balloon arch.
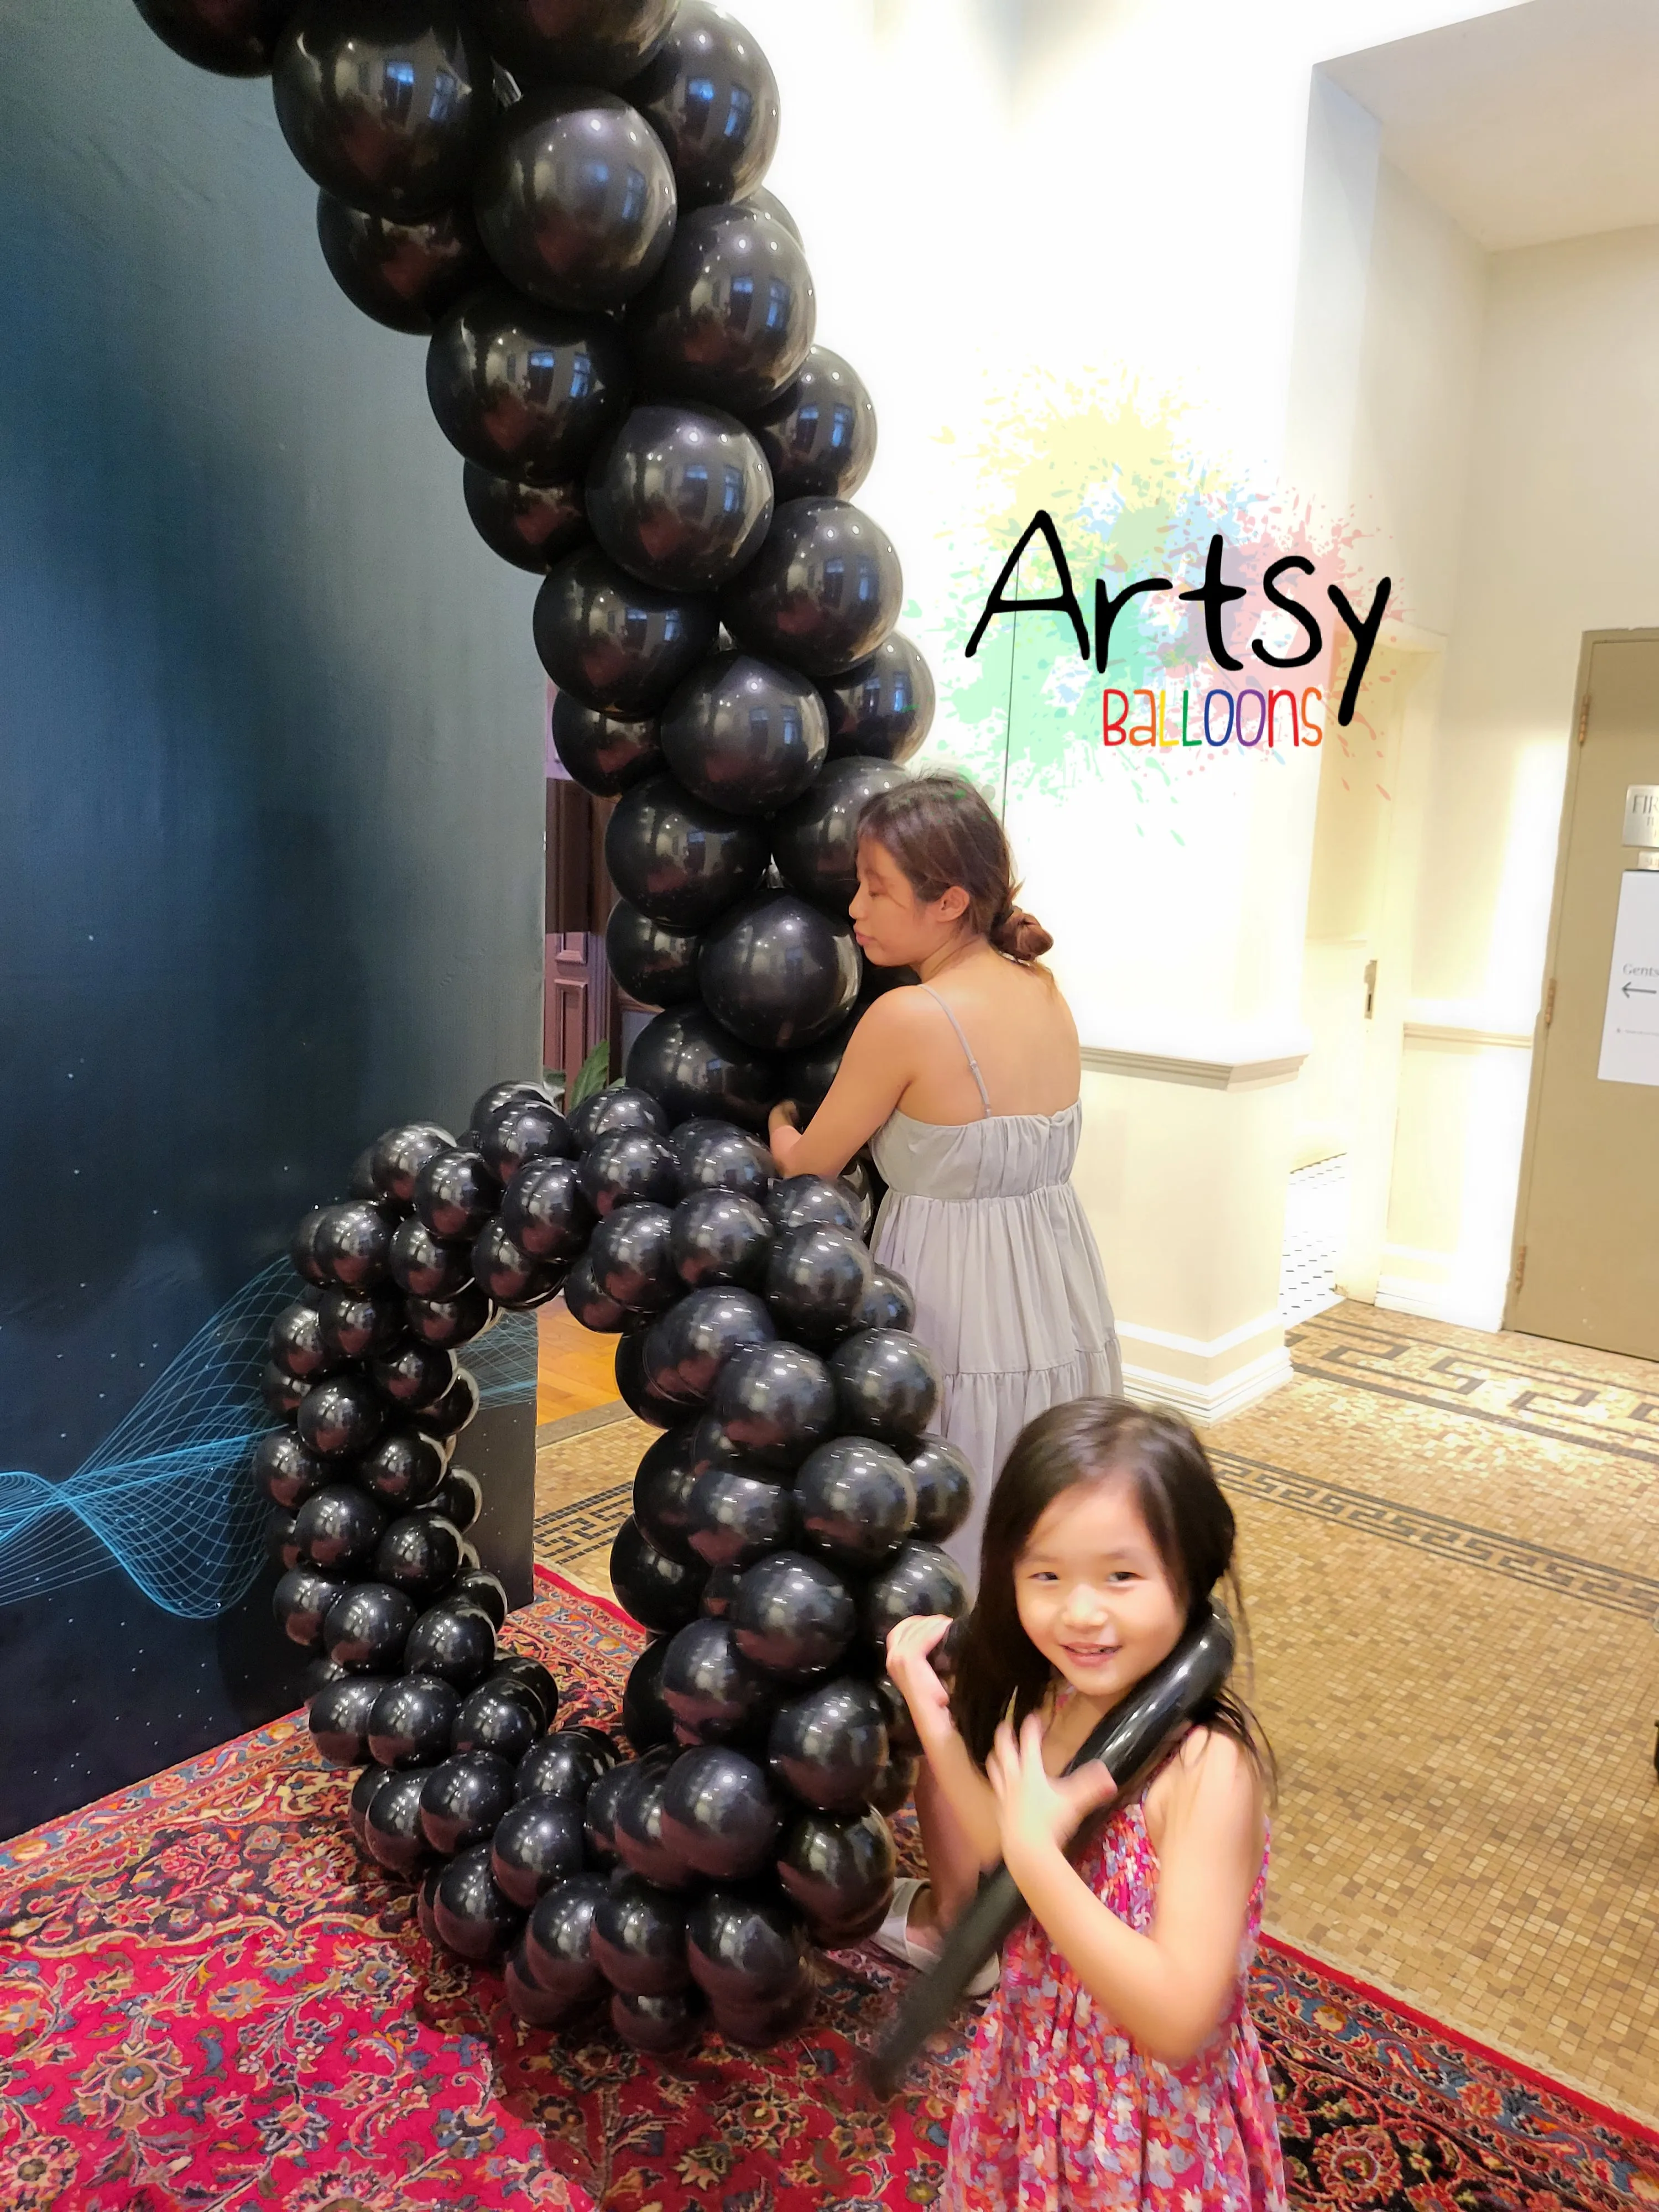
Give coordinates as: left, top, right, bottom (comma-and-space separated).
135, 0, 968, 2055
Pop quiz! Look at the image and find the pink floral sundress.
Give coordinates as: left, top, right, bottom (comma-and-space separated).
938, 1798, 1286, 2211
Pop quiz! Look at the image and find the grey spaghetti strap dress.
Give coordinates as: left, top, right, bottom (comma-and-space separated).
869, 989, 1123, 1588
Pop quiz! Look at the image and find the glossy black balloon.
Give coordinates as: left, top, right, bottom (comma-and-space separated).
452, 1568, 505, 1626
625, 2, 780, 206
372, 1340, 458, 1410
622, 1637, 676, 1750
868, 1753, 918, 1819
667, 1188, 772, 1291
469, 1218, 550, 1306
612, 1760, 700, 1891
668, 666, 828, 838
604, 900, 701, 1009
488, 1655, 559, 1730
581, 1761, 632, 1865
630, 204, 814, 411
712, 1979, 815, 2046
483, 1797, 582, 1910
428, 288, 630, 484
763, 1222, 873, 1348
256, 1430, 330, 1510
900, 1434, 974, 1543
794, 1437, 916, 1569
294, 1484, 386, 1572
588, 405, 774, 594
563, 1254, 629, 1333
765, 1175, 862, 1237
369, 1121, 456, 1207
660, 1745, 780, 1880
504, 1937, 580, 2026
404, 1599, 497, 1687
404, 1283, 495, 1348
266, 1504, 302, 1570
829, 1327, 940, 1446
613, 1986, 700, 2050
701, 1561, 743, 1620
781, 1015, 851, 1121
453, 1681, 542, 1763
731, 1551, 854, 1682
274, 1564, 345, 1649
290, 1206, 331, 1285
358, 1427, 448, 1508
268, 1298, 338, 1381
749, 347, 876, 503
821, 632, 935, 763
603, 773, 768, 931
588, 1203, 676, 1315
420, 1750, 516, 1855
723, 498, 901, 681
686, 1888, 806, 2006
642, 1284, 775, 1407
314, 1200, 394, 1287
463, 462, 587, 574
134, 0, 295, 74
317, 1286, 405, 1364
323, 1580, 418, 1671
469, 0, 675, 86
387, 1215, 472, 1300
315, 190, 483, 334
515, 1726, 619, 1804
872, 1668, 921, 1757
775, 1806, 896, 1938
309, 1671, 394, 1764
372, 1510, 462, 1599
413, 1365, 482, 1439
364, 1765, 434, 1871
476, 87, 676, 313
273, 1, 487, 220
768, 1677, 888, 1813
368, 1673, 461, 1768
863, 1540, 970, 1652
567, 1083, 669, 1148
412, 1147, 497, 1241
610, 1516, 708, 1634
578, 1128, 679, 1221
627, 1005, 781, 1134
498, 1155, 593, 1261
686, 1463, 796, 1571
659, 1617, 765, 1744
349, 1761, 393, 1844
478, 1094, 573, 1183
615, 1326, 686, 1426
534, 545, 718, 719
669, 1118, 771, 1200
856, 1265, 915, 1334
711, 1340, 834, 1472
433, 1843, 524, 1962
551, 695, 662, 797
425, 1464, 483, 1530
771, 754, 911, 910
523, 1871, 613, 2010
351, 1147, 385, 1202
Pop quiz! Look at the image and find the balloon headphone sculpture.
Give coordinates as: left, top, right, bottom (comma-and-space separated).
134, 0, 971, 2054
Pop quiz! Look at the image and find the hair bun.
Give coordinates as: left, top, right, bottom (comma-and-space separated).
990, 905, 1053, 962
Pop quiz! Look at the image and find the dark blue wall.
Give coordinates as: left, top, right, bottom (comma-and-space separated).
0, 2, 546, 1834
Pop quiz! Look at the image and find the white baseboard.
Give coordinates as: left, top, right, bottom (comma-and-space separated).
1375, 1274, 1505, 1332
1119, 1342, 1293, 1427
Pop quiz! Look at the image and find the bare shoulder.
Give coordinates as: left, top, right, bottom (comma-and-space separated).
1146, 1726, 1262, 1843
851, 985, 935, 1044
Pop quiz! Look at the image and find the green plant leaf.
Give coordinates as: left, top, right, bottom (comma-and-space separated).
568, 1039, 613, 1109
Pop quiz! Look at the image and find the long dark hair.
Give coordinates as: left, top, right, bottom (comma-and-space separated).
951, 1400, 1272, 1790
858, 773, 1053, 966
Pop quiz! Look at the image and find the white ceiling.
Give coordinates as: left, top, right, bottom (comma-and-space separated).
1324, 0, 1659, 251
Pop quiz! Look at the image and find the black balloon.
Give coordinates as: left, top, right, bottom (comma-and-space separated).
256, 1429, 330, 1510
701, 1560, 743, 1619
317, 1285, 405, 1362
428, 288, 630, 484
412, 1147, 497, 1241
315, 190, 483, 334
626, 2, 781, 207
630, 204, 814, 411
712, 1979, 815, 2047
471, 1218, 551, 1306
504, 1937, 580, 2026
471, 1077, 557, 1126
781, 1014, 853, 1122
313, 1200, 394, 1288
612, 1760, 700, 1891
723, 498, 902, 682
771, 754, 911, 910
749, 347, 877, 503
476, 87, 676, 312
368, 1673, 461, 1768
266, 1504, 303, 1571
660, 1745, 780, 1880
268, 1298, 338, 1381
588, 406, 774, 594
627, 1005, 780, 1133
869, 1754, 918, 1818
711, 1340, 835, 1471
604, 900, 701, 1008
668, 1187, 773, 1291
309, 1672, 393, 1765
534, 545, 718, 719
578, 1126, 679, 1217
686, 1463, 796, 1570
612, 1987, 699, 2051
552, 696, 662, 797
478, 1094, 573, 1183
616, 1326, 686, 1425
404, 1283, 495, 1349
453, 1567, 507, 1626
856, 1265, 915, 1333
451, 1679, 540, 1764
489, 1655, 560, 1729
872, 1668, 921, 1757
669, 1117, 771, 1200
731, 1551, 855, 1682
323, 1580, 419, 1671
387, 1215, 472, 1300
901, 1434, 974, 1544
700, 892, 858, 1051
863, 1540, 970, 1653
468, 0, 675, 86
425, 1464, 483, 1530
642, 1284, 775, 1407
794, 1437, 916, 1569
591, 1202, 679, 1312
273, 1565, 343, 1653
294, 1484, 386, 1572
829, 1327, 940, 1446
273, 1, 487, 221
499, 1155, 594, 1261
463, 463, 588, 575
420, 1750, 517, 1855
134, 0, 294, 74
371, 1121, 456, 1207
290, 1207, 331, 1285
364, 1765, 434, 1871
516, 1726, 619, 1804
358, 1427, 448, 1508
776, 1807, 897, 1941
489, 1797, 585, 1909
349, 1761, 393, 1844
768, 1677, 888, 1812
610, 1517, 708, 1634
582, 1760, 632, 1864
660, 1616, 766, 1744
603, 772, 768, 931
523, 1871, 613, 2010
433, 1844, 524, 1963
404, 1599, 497, 1687
622, 1637, 676, 1751
821, 632, 936, 763
564, 1254, 630, 1333
372, 1340, 458, 1410
567, 1083, 669, 1148
767, 1175, 862, 1238
764, 1222, 873, 1347
686, 1888, 806, 2006
413, 1365, 482, 1439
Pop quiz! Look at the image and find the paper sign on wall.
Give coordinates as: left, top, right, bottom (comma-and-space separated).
1597, 870, 1659, 1087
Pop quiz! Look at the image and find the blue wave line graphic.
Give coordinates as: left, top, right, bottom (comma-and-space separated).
0, 1262, 539, 1619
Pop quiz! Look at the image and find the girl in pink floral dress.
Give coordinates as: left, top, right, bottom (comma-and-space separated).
885, 1400, 1285, 2212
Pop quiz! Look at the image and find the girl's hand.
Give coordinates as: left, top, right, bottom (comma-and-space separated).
988, 1713, 1118, 1872
768, 1100, 800, 1138
884, 1615, 957, 1753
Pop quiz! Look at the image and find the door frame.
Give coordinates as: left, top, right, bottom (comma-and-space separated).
1503, 625, 1659, 1330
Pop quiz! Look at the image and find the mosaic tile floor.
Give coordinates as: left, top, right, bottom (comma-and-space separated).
530, 1299, 1659, 2128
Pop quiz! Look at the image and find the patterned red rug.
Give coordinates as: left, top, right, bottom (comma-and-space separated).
1, 1569, 1653, 2212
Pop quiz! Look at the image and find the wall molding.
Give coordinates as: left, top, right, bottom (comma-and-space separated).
1401, 1021, 1533, 1051
1121, 1342, 1294, 1427
1117, 1309, 1286, 1360
1400, 997, 1535, 1051
1376, 1271, 1505, 1333
1081, 1044, 1308, 1091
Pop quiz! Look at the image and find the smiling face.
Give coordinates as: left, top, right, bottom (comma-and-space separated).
848, 834, 969, 968
1014, 1471, 1187, 1709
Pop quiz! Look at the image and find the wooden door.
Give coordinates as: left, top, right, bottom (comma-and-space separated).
1509, 634, 1659, 1355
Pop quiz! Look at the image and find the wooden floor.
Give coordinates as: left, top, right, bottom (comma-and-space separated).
536, 1300, 623, 1431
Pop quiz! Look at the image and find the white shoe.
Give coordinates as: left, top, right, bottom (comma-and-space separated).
870, 1877, 1000, 1999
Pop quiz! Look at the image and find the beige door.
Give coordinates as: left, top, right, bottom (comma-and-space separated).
1509, 635, 1659, 1357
